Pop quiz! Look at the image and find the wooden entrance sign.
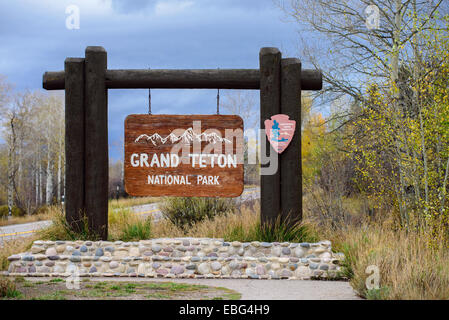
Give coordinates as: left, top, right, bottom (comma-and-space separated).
43, 46, 323, 239
124, 114, 244, 197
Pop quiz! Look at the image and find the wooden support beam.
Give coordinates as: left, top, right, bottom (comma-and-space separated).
105, 69, 260, 89
260, 47, 282, 226
280, 58, 302, 225
43, 68, 322, 91
84, 46, 108, 240
64, 58, 85, 232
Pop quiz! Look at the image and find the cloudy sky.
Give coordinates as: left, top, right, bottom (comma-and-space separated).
0, 0, 305, 160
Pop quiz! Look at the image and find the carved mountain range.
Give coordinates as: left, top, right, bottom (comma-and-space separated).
135, 128, 232, 145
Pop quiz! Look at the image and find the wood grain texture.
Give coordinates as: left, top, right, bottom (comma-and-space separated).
64, 57, 85, 232
85, 46, 108, 240
124, 115, 244, 197
280, 58, 302, 225
260, 47, 282, 225
43, 69, 322, 90
106, 69, 260, 89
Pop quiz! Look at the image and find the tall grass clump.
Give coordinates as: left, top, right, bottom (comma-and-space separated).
36, 206, 153, 242
0, 277, 21, 298
108, 207, 151, 241
223, 213, 319, 243
160, 197, 235, 230
38, 207, 100, 241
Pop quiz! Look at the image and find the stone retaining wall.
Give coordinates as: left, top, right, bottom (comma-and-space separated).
7, 238, 344, 280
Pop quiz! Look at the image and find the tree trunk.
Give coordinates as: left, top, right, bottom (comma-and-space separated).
35, 156, 39, 207
46, 150, 53, 205
57, 147, 62, 202
7, 144, 14, 216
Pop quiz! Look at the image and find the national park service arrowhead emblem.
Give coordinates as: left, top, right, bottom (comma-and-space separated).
264, 114, 296, 154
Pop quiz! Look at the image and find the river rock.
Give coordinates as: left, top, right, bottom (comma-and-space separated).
45, 248, 57, 256
198, 262, 210, 274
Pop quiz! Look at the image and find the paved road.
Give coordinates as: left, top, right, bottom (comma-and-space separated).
0, 220, 53, 242
19, 276, 361, 300
0, 188, 260, 241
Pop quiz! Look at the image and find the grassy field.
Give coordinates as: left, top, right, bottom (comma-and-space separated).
0, 277, 241, 300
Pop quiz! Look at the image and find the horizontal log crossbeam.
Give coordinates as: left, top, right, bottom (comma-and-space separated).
43, 68, 322, 91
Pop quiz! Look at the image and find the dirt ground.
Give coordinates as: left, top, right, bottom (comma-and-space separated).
4, 277, 241, 300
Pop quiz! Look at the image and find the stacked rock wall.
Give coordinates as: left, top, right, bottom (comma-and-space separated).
7, 238, 343, 280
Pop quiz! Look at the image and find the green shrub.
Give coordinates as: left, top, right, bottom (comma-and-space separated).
0, 277, 21, 298
120, 220, 152, 241
0, 205, 26, 218
161, 197, 235, 230
0, 206, 6, 218
33, 205, 51, 216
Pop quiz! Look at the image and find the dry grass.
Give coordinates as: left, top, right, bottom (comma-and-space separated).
151, 205, 259, 239
108, 202, 261, 240
318, 222, 449, 300
153, 202, 318, 243
0, 212, 52, 227
32, 200, 316, 243
0, 236, 37, 271
303, 189, 449, 300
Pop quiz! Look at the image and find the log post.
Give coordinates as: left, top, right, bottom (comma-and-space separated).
84, 46, 108, 240
280, 58, 302, 225
259, 47, 282, 226
64, 58, 85, 232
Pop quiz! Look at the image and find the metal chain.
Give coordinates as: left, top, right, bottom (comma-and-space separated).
216, 68, 220, 115
216, 88, 220, 115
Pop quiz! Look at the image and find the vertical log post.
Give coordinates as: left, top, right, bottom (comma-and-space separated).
260, 47, 282, 226
64, 58, 85, 232
280, 58, 302, 225
85, 46, 108, 240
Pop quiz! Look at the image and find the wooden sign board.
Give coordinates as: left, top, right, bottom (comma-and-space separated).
124, 114, 244, 197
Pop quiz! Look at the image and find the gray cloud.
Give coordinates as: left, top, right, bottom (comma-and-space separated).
0, 0, 303, 159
